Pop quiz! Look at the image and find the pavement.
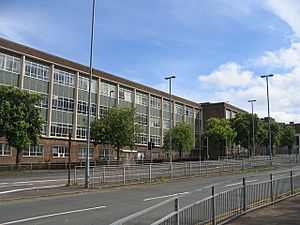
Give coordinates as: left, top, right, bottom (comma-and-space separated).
227, 194, 300, 225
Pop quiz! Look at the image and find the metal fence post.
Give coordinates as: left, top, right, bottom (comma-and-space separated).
290, 170, 294, 195
270, 174, 274, 203
123, 165, 126, 184
149, 164, 152, 181
74, 166, 77, 185
92, 167, 95, 188
243, 177, 246, 212
103, 166, 106, 184
48, 162, 50, 173
211, 185, 216, 225
189, 163, 192, 176
174, 197, 179, 225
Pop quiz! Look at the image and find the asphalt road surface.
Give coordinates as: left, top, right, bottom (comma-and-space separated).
0, 167, 298, 225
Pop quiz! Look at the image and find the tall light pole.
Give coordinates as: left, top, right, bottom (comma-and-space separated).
165, 75, 176, 166
86, 0, 96, 188
261, 74, 274, 162
248, 99, 256, 157
198, 106, 202, 161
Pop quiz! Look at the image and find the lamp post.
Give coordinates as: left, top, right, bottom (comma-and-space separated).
86, 0, 96, 188
248, 99, 256, 157
198, 106, 202, 161
260, 74, 274, 162
165, 75, 176, 167
108, 90, 114, 161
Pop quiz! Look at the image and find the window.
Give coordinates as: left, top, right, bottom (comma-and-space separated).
50, 123, 73, 137
78, 76, 97, 93
163, 100, 172, 112
150, 96, 161, 109
150, 116, 161, 127
23, 145, 43, 157
119, 87, 132, 102
0, 143, 11, 156
163, 119, 171, 129
136, 92, 148, 106
138, 133, 148, 145
99, 105, 108, 117
52, 95, 74, 112
52, 146, 69, 158
25, 61, 50, 80
77, 100, 96, 116
100, 148, 111, 160
0, 53, 20, 73
136, 113, 148, 125
150, 135, 161, 146
54, 69, 75, 87
77, 126, 87, 139
37, 95, 48, 108
175, 104, 184, 115
78, 147, 93, 158
225, 109, 231, 119
100, 81, 116, 97
185, 107, 193, 117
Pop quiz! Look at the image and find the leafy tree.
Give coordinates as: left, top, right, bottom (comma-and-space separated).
280, 125, 296, 154
0, 86, 44, 164
203, 118, 236, 159
231, 112, 267, 155
91, 108, 139, 161
263, 120, 283, 155
163, 122, 194, 161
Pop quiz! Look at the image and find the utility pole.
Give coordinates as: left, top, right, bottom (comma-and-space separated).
68, 132, 71, 186
248, 99, 256, 156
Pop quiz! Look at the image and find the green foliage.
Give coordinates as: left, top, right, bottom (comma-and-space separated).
0, 86, 44, 164
203, 118, 236, 159
230, 112, 267, 154
262, 120, 283, 153
280, 125, 296, 153
163, 122, 194, 160
91, 108, 140, 161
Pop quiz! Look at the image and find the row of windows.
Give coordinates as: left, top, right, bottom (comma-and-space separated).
25, 61, 50, 81
150, 135, 161, 146
50, 123, 73, 137
77, 101, 97, 116
138, 133, 148, 145
150, 116, 161, 127
136, 113, 148, 125
54, 69, 75, 87
78, 76, 97, 93
52, 96, 74, 112
0, 53, 20, 74
175, 104, 184, 115
100, 82, 116, 98
119, 87, 133, 102
76, 126, 87, 139
150, 96, 161, 109
136, 92, 148, 106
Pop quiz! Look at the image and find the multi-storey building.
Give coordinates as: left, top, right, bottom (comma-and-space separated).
0, 38, 201, 163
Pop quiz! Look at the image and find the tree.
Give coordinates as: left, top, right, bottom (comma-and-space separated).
0, 86, 44, 165
231, 112, 267, 155
91, 108, 139, 162
203, 118, 236, 159
263, 120, 283, 155
280, 125, 296, 154
163, 122, 194, 161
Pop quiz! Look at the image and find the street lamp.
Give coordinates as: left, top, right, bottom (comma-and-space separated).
165, 75, 176, 168
86, 0, 96, 188
260, 74, 274, 162
248, 99, 256, 157
108, 90, 115, 161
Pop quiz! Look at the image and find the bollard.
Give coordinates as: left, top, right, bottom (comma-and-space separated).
174, 197, 180, 225
290, 170, 294, 195
149, 164, 152, 181
270, 174, 274, 203
211, 185, 216, 225
123, 166, 126, 184
243, 178, 246, 211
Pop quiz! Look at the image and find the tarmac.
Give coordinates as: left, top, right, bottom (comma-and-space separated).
227, 194, 300, 225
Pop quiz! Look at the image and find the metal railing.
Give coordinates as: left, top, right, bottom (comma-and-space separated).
74, 155, 300, 187
110, 158, 300, 225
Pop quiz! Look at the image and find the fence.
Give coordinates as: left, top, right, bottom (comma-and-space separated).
110, 157, 300, 225
74, 155, 300, 187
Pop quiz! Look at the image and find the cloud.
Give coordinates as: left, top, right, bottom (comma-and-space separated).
266, 0, 300, 37
258, 42, 300, 69
198, 62, 253, 89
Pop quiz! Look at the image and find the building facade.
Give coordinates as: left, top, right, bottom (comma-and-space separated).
0, 38, 201, 163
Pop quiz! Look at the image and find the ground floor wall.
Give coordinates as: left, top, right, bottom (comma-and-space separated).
0, 137, 178, 164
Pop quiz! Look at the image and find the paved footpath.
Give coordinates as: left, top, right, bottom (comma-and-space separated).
228, 194, 300, 225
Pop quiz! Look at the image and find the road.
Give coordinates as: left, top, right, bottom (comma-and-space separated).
0, 167, 298, 225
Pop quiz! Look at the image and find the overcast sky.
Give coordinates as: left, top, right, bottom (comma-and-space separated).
0, 0, 299, 123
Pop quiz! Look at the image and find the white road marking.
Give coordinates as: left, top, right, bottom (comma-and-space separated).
0, 184, 65, 195
1, 205, 106, 224
143, 192, 189, 201
225, 179, 257, 187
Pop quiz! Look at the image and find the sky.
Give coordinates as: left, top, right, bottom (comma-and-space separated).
0, 0, 299, 123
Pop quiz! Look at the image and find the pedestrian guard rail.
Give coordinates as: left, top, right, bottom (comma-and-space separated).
110, 156, 300, 225
74, 155, 300, 187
